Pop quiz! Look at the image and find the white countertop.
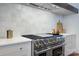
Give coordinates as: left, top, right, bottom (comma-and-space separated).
0, 36, 32, 46
0, 33, 75, 47
60, 33, 76, 35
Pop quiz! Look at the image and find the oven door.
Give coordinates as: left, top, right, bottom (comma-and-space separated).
52, 44, 64, 56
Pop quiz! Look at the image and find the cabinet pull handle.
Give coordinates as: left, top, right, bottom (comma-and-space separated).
20, 48, 22, 50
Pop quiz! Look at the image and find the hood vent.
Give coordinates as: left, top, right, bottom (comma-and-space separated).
53, 3, 78, 14
21, 3, 78, 16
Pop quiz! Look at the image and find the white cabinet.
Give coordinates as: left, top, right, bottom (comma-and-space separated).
0, 41, 31, 56
63, 34, 76, 56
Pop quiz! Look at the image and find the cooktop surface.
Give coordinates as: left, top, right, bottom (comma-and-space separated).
22, 35, 42, 39
22, 34, 63, 40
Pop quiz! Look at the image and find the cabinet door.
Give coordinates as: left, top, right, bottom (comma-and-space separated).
65, 35, 76, 56
0, 42, 31, 56
20, 42, 31, 56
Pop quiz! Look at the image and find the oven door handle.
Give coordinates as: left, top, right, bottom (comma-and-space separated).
35, 48, 51, 54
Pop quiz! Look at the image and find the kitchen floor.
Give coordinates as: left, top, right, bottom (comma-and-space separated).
69, 53, 79, 56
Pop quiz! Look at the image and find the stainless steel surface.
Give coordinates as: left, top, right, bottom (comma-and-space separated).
20, 3, 78, 16
34, 42, 65, 55
22, 34, 65, 56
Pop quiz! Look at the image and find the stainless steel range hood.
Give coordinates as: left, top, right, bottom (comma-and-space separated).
21, 3, 78, 16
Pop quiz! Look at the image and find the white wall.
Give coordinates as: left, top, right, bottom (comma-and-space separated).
0, 3, 63, 38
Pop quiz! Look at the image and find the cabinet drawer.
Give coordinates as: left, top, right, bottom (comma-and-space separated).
0, 42, 31, 56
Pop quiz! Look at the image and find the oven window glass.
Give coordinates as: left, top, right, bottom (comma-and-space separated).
52, 47, 63, 56
38, 52, 46, 56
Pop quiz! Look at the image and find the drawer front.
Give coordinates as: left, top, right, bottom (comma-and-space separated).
0, 42, 31, 56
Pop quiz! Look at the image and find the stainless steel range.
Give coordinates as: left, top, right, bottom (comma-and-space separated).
22, 34, 65, 56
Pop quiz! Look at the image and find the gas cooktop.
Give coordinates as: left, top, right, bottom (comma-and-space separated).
22, 35, 42, 39
22, 34, 63, 40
